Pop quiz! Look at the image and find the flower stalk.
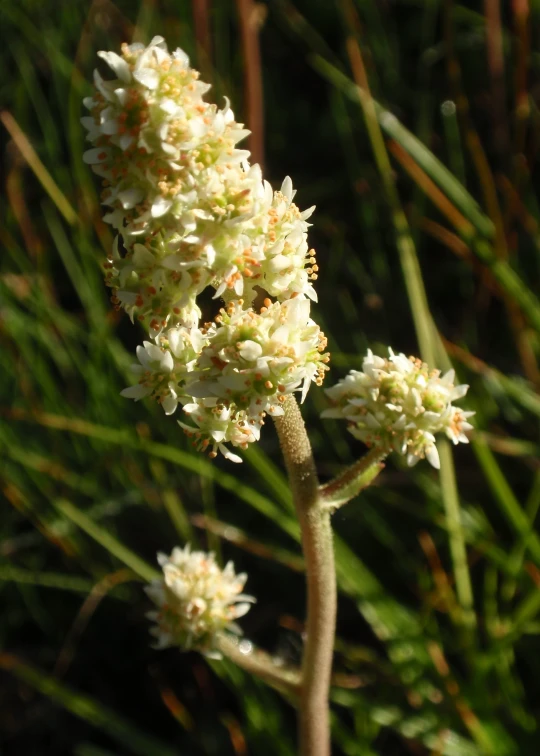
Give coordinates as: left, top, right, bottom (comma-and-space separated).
217, 634, 301, 695
319, 446, 386, 509
274, 395, 336, 756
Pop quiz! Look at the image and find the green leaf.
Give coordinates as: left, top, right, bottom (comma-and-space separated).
52, 499, 158, 582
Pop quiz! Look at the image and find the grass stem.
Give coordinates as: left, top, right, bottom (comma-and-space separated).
342, 12, 475, 628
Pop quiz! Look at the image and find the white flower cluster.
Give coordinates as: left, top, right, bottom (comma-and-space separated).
322, 349, 474, 468
83, 37, 328, 460
146, 544, 255, 657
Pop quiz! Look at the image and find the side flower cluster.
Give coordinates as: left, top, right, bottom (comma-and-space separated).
322, 349, 474, 468
146, 544, 255, 657
83, 36, 328, 460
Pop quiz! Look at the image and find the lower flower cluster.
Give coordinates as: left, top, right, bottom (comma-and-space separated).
121, 297, 329, 460
146, 544, 255, 657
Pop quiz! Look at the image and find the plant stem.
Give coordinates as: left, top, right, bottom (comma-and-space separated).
274, 395, 336, 756
319, 447, 386, 509
217, 634, 301, 695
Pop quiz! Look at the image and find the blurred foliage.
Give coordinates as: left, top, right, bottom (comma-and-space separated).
2, 0, 540, 754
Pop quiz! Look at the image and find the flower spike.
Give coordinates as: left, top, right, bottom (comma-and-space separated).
83, 37, 328, 461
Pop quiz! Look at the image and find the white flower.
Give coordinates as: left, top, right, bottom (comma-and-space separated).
322, 349, 474, 468
246, 178, 318, 304
121, 327, 207, 414
146, 544, 255, 656
178, 398, 263, 462
191, 297, 329, 413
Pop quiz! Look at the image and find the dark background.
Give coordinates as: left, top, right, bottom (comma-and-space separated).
2, 1, 540, 754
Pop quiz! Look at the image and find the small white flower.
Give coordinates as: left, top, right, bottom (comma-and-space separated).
190, 298, 329, 423
178, 398, 262, 462
322, 349, 474, 468
120, 328, 207, 414
146, 544, 255, 655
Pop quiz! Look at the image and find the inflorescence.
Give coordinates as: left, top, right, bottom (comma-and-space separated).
83, 36, 328, 461
322, 349, 474, 468
146, 544, 255, 656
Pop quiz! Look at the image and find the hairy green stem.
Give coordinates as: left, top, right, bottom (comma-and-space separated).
319, 447, 386, 509
217, 634, 301, 695
274, 395, 336, 756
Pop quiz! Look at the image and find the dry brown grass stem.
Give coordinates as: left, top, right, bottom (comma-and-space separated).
236, 0, 265, 168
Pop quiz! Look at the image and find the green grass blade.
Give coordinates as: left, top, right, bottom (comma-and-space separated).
52, 499, 158, 582
0, 111, 77, 225
309, 55, 494, 239
8, 410, 299, 538
331, 27, 474, 629
473, 439, 540, 564
244, 444, 292, 510
311, 54, 540, 336
0, 565, 123, 595
438, 439, 475, 626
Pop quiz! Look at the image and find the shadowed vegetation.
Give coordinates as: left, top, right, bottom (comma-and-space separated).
2, 1, 540, 753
